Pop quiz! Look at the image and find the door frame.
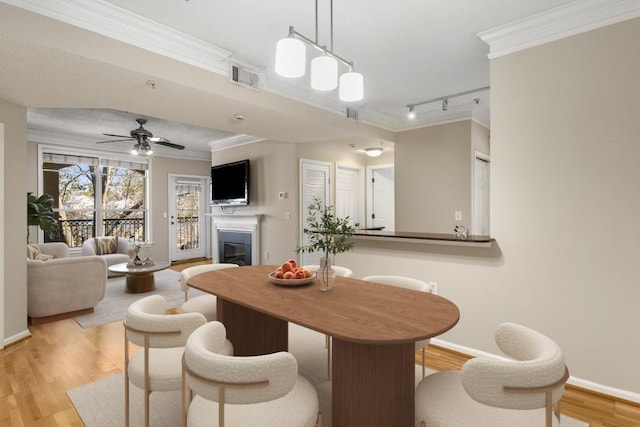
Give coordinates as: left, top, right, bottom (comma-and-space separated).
168, 174, 210, 261
365, 163, 394, 230
473, 151, 490, 235
335, 163, 365, 228
299, 158, 332, 266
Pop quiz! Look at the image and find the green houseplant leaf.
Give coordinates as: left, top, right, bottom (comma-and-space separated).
27, 192, 60, 242
296, 198, 356, 260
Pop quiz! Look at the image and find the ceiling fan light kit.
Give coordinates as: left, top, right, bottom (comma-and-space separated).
275, 0, 364, 102
96, 118, 185, 155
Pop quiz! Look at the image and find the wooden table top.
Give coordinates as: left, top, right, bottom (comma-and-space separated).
188, 265, 460, 344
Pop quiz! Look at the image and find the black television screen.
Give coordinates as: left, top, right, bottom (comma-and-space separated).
211, 159, 250, 206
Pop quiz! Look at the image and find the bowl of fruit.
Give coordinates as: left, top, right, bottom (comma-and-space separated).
269, 259, 316, 286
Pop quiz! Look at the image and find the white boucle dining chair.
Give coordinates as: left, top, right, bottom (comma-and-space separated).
182, 321, 322, 427
415, 322, 569, 427
179, 263, 239, 321
362, 275, 436, 378
123, 295, 233, 427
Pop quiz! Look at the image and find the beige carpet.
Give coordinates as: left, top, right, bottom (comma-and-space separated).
73, 269, 206, 328
67, 324, 588, 426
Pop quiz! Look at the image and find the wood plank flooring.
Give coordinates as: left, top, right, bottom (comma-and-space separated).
0, 259, 637, 426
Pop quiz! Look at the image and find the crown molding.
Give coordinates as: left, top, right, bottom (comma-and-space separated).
478, 0, 640, 58
208, 134, 266, 152
0, 0, 232, 74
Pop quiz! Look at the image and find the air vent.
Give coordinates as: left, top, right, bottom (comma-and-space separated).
346, 107, 359, 121
230, 63, 261, 90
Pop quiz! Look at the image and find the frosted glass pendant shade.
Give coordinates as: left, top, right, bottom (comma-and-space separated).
311, 56, 338, 91
275, 38, 306, 78
339, 71, 364, 102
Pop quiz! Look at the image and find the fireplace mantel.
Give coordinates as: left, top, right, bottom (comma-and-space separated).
211, 215, 262, 265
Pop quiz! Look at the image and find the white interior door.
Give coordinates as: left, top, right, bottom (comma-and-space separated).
366, 165, 395, 231
474, 155, 490, 235
168, 175, 208, 261
336, 164, 364, 229
299, 159, 331, 266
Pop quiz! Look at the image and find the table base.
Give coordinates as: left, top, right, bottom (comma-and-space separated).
332, 339, 415, 426
125, 272, 156, 293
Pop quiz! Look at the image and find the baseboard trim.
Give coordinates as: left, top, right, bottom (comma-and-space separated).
3, 328, 31, 347
430, 337, 640, 404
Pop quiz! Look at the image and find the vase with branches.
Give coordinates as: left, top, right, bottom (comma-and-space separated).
296, 198, 355, 290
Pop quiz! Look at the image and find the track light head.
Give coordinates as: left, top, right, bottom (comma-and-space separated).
407, 106, 416, 120
442, 98, 448, 111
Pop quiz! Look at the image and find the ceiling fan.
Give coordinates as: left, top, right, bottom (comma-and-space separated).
96, 118, 185, 155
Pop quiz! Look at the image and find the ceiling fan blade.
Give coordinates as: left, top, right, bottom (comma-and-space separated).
103, 133, 132, 138
96, 138, 134, 144
152, 139, 185, 150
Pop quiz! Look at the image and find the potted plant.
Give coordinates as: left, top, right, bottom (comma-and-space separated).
27, 192, 60, 243
296, 198, 356, 290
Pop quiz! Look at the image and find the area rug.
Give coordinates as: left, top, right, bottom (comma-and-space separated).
67, 324, 588, 426
73, 269, 206, 329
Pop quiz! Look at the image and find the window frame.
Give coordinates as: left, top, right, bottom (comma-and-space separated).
37, 145, 152, 250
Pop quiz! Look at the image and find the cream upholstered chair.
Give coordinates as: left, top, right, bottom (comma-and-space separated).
362, 275, 435, 378
182, 321, 321, 427
302, 264, 354, 380
179, 263, 239, 321
301, 264, 354, 279
415, 322, 569, 427
124, 295, 233, 427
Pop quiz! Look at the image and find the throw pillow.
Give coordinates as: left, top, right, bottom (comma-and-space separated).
94, 236, 118, 255
27, 244, 41, 259
35, 253, 55, 261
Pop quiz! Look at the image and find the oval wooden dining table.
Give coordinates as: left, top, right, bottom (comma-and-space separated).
188, 264, 460, 427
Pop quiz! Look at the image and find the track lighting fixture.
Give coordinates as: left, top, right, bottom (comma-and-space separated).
275, 0, 364, 102
407, 106, 416, 120
406, 86, 489, 118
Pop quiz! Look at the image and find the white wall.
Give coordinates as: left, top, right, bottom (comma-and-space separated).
341, 18, 640, 398
0, 99, 28, 344
395, 121, 473, 233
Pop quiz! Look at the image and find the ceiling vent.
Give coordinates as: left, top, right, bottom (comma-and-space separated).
346, 107, 359, 121
230, 63, 261, 91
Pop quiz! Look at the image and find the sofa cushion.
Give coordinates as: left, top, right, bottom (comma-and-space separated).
95, 236, 118, 255
27, 244, 41, 259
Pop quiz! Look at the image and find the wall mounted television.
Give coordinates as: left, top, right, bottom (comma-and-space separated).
211, 159, 250, 207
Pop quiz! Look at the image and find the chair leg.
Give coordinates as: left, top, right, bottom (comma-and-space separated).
316, 411, 323, 427
422, 347, 426, 378
124, 335, 130, 427
420, 421, 426, 427
144, 337, 150, 427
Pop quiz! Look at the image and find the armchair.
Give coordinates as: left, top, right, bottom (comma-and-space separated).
27, 242, 107, 324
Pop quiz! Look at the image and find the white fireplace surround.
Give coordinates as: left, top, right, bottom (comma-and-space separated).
212, 215, 262, 265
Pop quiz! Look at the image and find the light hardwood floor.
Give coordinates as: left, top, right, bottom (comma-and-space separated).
1, 260, 638, 426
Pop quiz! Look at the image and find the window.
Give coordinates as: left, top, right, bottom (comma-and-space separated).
41, 150, 150, 248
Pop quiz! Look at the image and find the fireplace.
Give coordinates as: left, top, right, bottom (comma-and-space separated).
212, 215, 262, 265
218, 231, 251, 265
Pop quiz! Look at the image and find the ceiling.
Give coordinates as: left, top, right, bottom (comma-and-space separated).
0, 0, 592, 159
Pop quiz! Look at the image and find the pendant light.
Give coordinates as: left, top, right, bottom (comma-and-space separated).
274, 0, 364, 102
275, 30, 306, 78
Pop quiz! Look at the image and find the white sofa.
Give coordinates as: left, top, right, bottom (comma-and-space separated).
81, 237, 131, 277
27, 242, 107, 324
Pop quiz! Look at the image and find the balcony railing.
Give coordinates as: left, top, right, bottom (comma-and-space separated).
55, 215, 199, 249
57, 217, 145, 247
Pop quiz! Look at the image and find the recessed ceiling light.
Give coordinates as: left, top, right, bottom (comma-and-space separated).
232, 114, 246, 121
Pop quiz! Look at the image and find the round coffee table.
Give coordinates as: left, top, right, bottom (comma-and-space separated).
108, 261, 172, 293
